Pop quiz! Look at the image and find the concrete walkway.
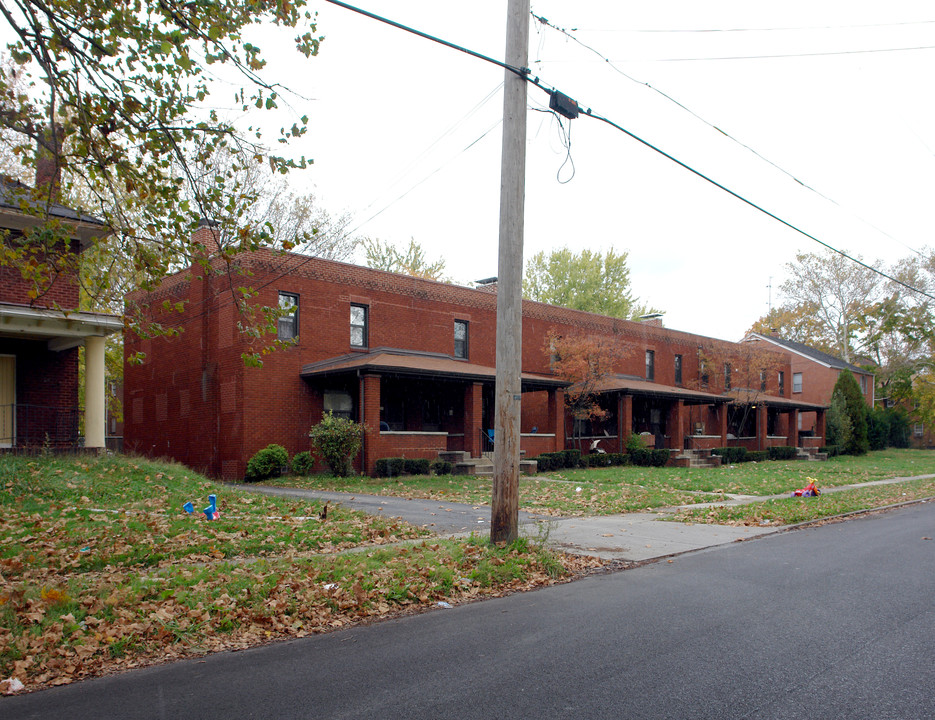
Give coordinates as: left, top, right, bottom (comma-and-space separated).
234, 473, 935, 563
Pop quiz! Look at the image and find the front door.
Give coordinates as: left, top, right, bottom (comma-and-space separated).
0, 356, 14, 447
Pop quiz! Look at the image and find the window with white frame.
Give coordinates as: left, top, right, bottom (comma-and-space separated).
454, 320, 468, 359
645, 350, 655, 381
277, 292, 298, 341
350, 303, 368, 348
914, 423, 924, 437
793, 372, 803, 393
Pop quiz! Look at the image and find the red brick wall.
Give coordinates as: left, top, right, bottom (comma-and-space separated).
125, 250, 795, 478
0, 238, 81, 309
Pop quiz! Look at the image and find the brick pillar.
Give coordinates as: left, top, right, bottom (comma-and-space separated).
619, 394, 632, 451
718, 404, 728, 446
667, 400, 685, 451
360, 374, 381, 475
464, 382, 483, 458
551, 388, 566, 452
788, 408, 799, 446
756, 403, 768, 450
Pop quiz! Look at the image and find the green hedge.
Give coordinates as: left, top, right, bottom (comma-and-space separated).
712, 447, 748, 464
819, 445, 841, 457
374, 457, 406, 477
431, 460, 452, 475
291, 451, 314, 476
403, 458, 431, 475
767, 446, 798, 460
747, 450, 769, 462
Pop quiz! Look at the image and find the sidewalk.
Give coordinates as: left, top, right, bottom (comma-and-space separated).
239, 473, 935, 563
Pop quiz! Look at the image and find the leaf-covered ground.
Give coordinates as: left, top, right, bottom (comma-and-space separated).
0, 455, 603, 693
269, 449, 935, 517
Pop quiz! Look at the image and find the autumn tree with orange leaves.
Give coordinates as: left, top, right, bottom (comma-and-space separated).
545, 331, 623, 445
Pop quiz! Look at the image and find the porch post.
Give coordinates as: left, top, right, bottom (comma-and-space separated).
756, 403, 768, 450
788, 408, 799, 447
465, 382, 483, 458
717, 403, 727, 446
84, 335, 106, 449
816, 408, 827, 444
667, 400, 685, 451
550, 387, 565, 453
619, 394, 632, 452
360, 374, 381, 475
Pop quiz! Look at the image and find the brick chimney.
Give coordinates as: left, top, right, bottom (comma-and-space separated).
35, 124, 63, 200
638, 313, 664, 327
475, 276, 498, 293
192, 218, 222, 257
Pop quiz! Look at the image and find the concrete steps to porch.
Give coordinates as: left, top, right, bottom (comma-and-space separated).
672, 449, 723, 469
440, 451, 537, 476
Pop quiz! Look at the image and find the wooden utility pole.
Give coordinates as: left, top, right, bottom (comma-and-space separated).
490, 0, 529, 544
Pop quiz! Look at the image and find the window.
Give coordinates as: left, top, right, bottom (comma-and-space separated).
914, 423, 924, 437
860, 375, 868, 394
760, 370, 767, 392
778, 371, 785, 395
454, 320, 468, 359
724, 363, 731, 390
350, 304, 368, 348
323, 391, 353, 420
793, 372, 803, 393
277, 292, 298, 341
645, 350, 655, 381
674, 354, 683, 385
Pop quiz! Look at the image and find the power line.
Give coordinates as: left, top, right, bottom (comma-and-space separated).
572, 19, 935, 34
531, 13, 928, 258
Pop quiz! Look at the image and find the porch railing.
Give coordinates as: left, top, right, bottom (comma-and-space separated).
0, 403, 82, 450
480, 428, 495, 454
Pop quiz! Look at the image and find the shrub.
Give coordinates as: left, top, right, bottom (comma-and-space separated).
404, 458, 431, 475
562, 449, 582, 468
650, 449, 670, 467
431, 460, 452, 475
711, 447, 748, 464
375, 457, 406, 477
534, 454, 555, 472
819, 445, 840, 457
606, 453, 628, 466
747, 450, 769, 463
586, 452, 611, 467
245, 444, 289, 482
629, 447, 653, 466
767, 446, 797, 461
309, 412, 364, 477
291, 451, 314, 476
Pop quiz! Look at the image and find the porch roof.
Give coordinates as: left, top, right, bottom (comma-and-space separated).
0, 302, 123, 351
591, 375, 729, 405
725, 390, 827, 411
300, 348, 567, 390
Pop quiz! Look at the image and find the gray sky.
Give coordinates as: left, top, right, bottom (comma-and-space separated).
265, 0, 933, 342
9, 1, 934, 341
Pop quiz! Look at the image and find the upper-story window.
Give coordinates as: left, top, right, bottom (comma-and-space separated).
860, 375, 868, 394
793, 372, 803, 393
350, 303, 368, 348
674, 354, 683, 385
277, 292, 298, 341
778, 371, 785, 395
454, 320, 469, 359
645, 350, 655, 381
760, 370, 767, 392
724, 363, 731, 390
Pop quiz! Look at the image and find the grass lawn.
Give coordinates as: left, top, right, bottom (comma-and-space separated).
267, 449, 935, 518
0, 454, 601, 691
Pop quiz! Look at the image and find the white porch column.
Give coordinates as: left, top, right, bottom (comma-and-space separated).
85, 335, 106, 449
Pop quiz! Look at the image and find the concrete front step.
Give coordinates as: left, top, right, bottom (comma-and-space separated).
452, 458, 538, 476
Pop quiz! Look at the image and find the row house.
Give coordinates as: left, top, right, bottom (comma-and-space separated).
0, 175, 122, 450
124, 227, 826, 479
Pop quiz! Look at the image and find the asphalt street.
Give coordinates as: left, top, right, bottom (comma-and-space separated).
4, 501, 933, 719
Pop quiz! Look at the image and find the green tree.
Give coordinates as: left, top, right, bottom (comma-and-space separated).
523, 247, 656, 319
363, 238, 447, 280
0, 0, 321, 331
833, 370, 869, 455
825, 389, 852, 451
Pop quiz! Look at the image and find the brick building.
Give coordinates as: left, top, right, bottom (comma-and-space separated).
744, 333, 874, 438
124, 230, 827, 479
0, 177, 122, 449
